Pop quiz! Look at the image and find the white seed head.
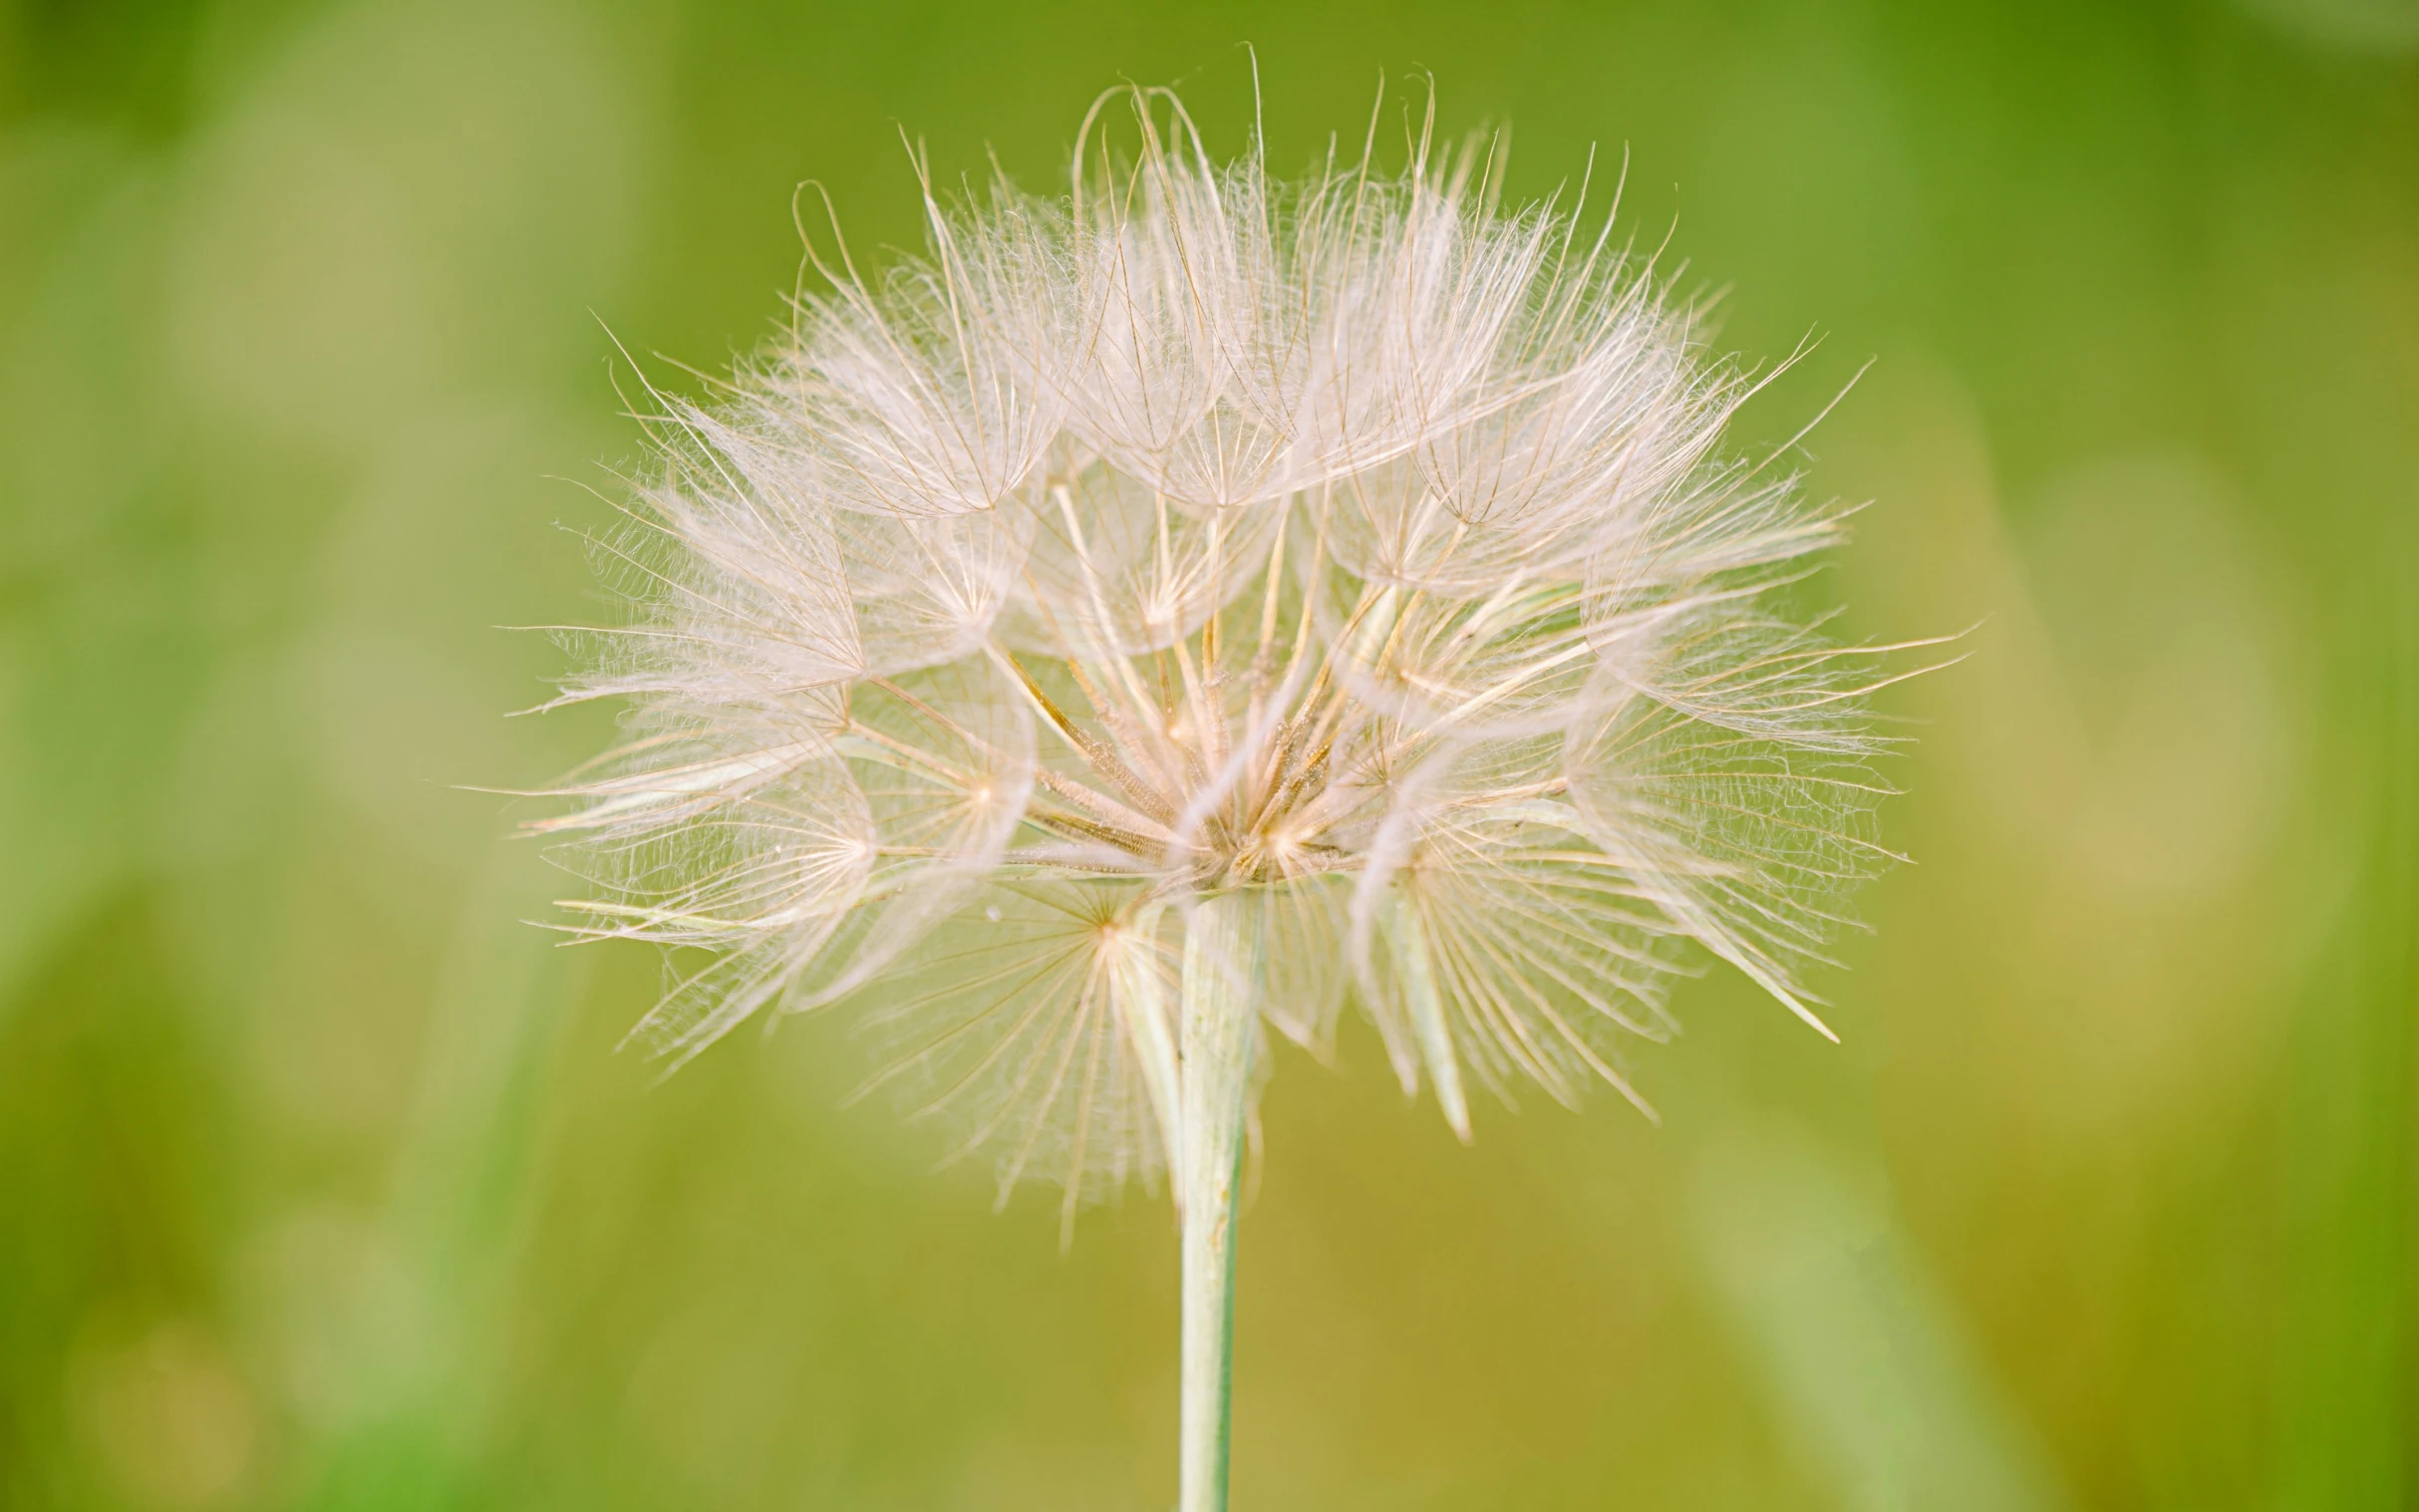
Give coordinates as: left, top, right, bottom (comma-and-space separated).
536, 84, 1913, 1218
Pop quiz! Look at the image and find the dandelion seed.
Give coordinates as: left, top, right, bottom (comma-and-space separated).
533, 79, 1918, 1512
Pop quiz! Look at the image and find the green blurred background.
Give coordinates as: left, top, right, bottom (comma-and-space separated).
2, 0, 2413, 1507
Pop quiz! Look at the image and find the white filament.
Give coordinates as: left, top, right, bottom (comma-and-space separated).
537, 83, 1913, 1226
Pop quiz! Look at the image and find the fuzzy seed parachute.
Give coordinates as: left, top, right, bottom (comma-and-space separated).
532, 87, 1914, 1234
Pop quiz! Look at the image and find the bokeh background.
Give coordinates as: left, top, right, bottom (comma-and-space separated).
3, 0, 2413, 1507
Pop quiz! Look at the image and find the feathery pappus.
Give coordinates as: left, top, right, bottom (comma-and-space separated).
531, 83, 1919, 1240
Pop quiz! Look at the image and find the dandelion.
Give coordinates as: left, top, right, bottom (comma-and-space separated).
532, 80, 1916, 1512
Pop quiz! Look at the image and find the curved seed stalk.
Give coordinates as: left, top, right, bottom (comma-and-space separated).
1179, 892, 1261, 1512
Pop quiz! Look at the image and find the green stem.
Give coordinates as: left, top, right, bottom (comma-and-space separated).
1178, 891, 1261, 1512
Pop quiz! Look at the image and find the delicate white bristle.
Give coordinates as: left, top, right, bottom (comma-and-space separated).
537, 83, 1908, 1220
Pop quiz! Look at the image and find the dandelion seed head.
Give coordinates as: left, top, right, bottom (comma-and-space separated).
537, 82, 1915, 1210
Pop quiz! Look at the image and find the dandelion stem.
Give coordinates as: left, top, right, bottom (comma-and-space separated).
1179, 891, 1261, 1512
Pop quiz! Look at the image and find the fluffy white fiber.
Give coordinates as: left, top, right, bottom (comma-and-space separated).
534, 83, 1915, 1228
